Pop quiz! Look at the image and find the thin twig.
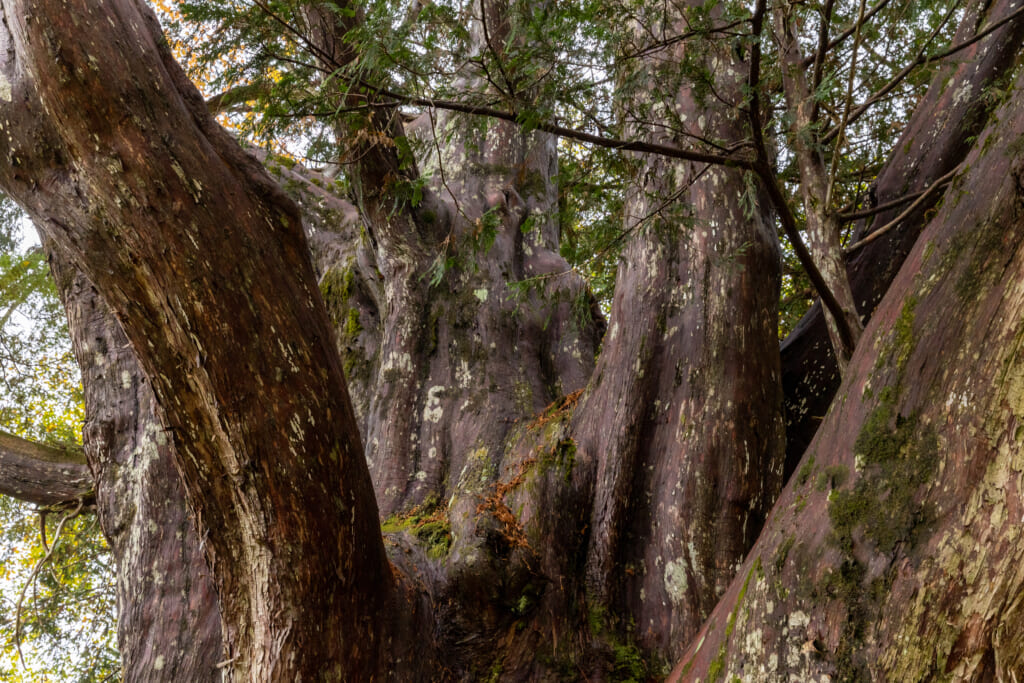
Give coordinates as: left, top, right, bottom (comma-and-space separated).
15, 499, 86, 670
826, 0, 868, 208
838, 181, 947, 223
427, 107, 468, 225
479, 0, 515, 101
845, 163, 963, 253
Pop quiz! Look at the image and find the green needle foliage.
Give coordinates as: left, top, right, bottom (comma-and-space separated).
154, 0, 971, 339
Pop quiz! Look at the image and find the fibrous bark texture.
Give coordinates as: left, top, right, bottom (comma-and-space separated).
673, 60, 1024, 682
572, 1, 784, 657
0, 0, 409, 678
48, 252, 222, 681
3, 0, 1024, 681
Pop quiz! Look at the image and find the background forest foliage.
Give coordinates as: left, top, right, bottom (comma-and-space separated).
0, 0, 995, 678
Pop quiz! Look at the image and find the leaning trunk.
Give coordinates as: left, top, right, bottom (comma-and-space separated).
674, 60, 1024, 682
0, 1, 413, 678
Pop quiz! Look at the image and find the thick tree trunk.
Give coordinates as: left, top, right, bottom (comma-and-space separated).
0, 0, 414, 678
0, 0, 781, 677
672, 60, 1024, 682
300, 0, 604, 524
568, 2, 785, 661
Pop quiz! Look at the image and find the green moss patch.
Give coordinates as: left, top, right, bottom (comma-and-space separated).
381, 495, 452, 559
829, 404, 938, 555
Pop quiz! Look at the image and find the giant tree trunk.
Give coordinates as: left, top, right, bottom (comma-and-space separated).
673, 58, 1024, 682
0, 0, 418, 678
571, 1, 784, 657
3, 0, 1024, 681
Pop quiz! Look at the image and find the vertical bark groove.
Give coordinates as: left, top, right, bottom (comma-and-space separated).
673, 62, 1024, 682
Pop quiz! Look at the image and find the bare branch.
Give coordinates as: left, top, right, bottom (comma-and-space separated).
825, 0, 867, 208
0, 431, 93, 507
838, 181, 945, 223
845, 163, 963, 254
14, 499, 86, 668
206, 83, 271, 115
360, 82, 756, 168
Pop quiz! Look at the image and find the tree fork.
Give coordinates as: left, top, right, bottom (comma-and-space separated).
779, 0, 1024, 472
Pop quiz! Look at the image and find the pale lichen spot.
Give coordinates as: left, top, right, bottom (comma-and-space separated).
456, 360, 472, 388
382, 351, 413, 375
663, 558, 688, 604
153, 655, 165, 671
423, 385, 445, 423
952, 82, 973, 107
0, 74, 11, 102
473, 288, 489, 303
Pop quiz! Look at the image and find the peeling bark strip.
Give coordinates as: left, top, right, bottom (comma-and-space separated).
0, 1, 403, 678
673, 63, 1024, 682
0, 431, 92, 506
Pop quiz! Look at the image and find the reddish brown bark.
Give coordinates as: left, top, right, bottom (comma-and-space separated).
48, 253, 222, 681
0, 0, 409, 678
672, 60, 1024, 682
2, 0, 1024, 680
569, 1, 785, 660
